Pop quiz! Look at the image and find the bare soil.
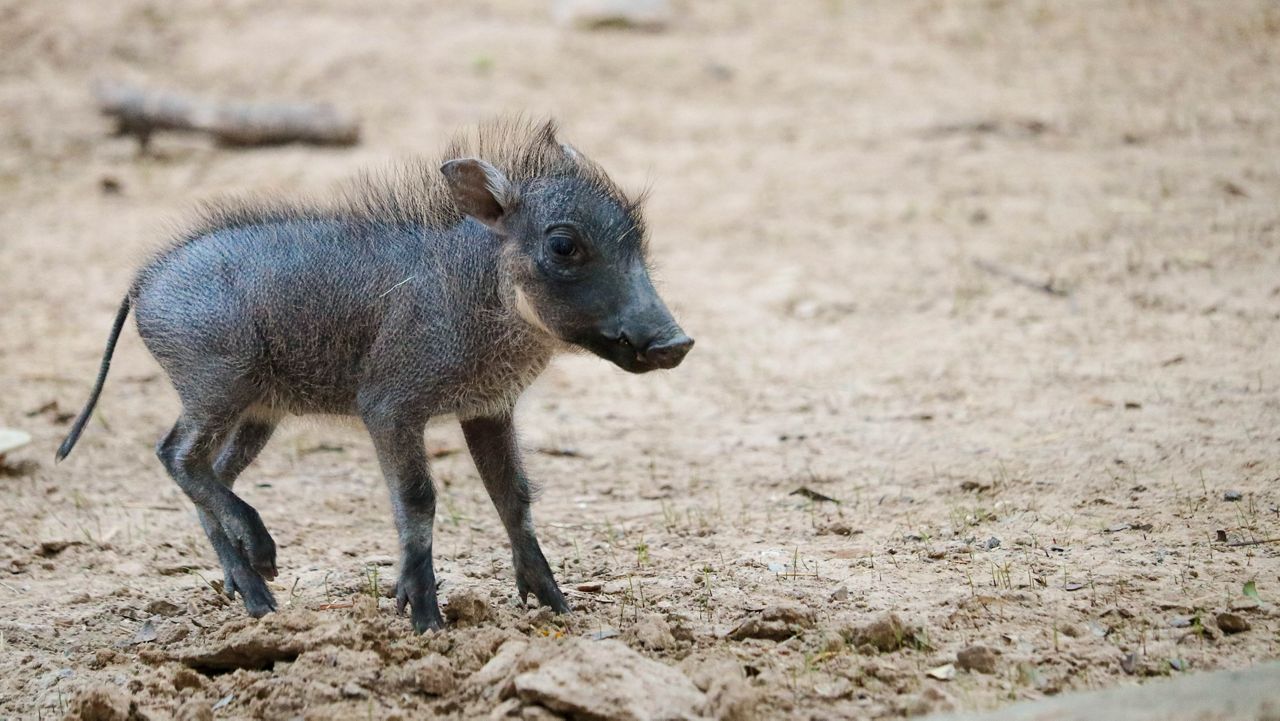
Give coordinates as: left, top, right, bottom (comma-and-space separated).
1, 1, 1278, 719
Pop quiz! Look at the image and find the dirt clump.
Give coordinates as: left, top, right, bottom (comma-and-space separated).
843, 613, 923, 654
405, 652, 456, 695
628, 612, 678, 650
70, 685, 131, 721
446, 588, 494, 626
511, 638, 704, 720
1216, 612, 1251, 635
956, 645, 1001, 674
727, 603, 816, 641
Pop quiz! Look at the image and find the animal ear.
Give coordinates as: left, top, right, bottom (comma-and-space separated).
440, 158, 517, 229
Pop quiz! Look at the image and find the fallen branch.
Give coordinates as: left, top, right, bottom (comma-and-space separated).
1225, 537, 1280, 548
972, 258, 1069, 298
93, 79, 360, 151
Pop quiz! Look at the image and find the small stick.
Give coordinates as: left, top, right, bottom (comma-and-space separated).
972, 258, 1069, 297
1225, 537, 1280, 547
93, 79, 360, 151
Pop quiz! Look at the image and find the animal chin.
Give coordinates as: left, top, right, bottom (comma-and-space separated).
599, 344, 657, 374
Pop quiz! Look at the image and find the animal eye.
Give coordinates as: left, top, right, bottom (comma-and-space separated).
547, 228, 579, 258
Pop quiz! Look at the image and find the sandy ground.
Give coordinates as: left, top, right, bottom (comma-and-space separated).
1, 1, 1278, 719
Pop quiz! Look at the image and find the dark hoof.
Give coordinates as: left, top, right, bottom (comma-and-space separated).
517, 574, 571, 614
230, 566, 277, 618
397, 580, 443, 633
224, 514, 278, 580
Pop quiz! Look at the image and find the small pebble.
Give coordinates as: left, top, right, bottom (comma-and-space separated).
956, 645, 1000, 674
1216, 612, 1251, 634
341, 682, 367, 698
1223, 490, 1243, 502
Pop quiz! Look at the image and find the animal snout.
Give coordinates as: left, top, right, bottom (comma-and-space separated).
641, 333, 694, 369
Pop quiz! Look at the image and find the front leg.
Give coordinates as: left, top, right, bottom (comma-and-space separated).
461, 414, 570, 614
363, 413, 443, 633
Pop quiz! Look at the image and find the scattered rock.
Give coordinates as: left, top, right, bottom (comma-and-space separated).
1223, 490, 1243, 502
1216, 611, 1251, 634
38, 540, 79, 557
446, 588, 493, 626
158, 624, 190, 645
956, 645, 1000, 674
0, 428, 31, 456
629, 613, 676, 650
926, 663, 956, 681
817, 520, 859, 536
727, 602, 816, 641
513, 639, 703, 720
73, 685, 131, 721
409, 653, 456, 695
341, 682, 367, 698
552, 0, 671, 30
843, 612, 921, 653
1083, 620, 1111, 638
146, 599, 183, 617
984, 537, 1001, 550
130, 620, 158, 645
99, 176, 124, 195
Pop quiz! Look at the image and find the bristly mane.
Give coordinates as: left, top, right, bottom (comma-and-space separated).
176, 117, 643, 242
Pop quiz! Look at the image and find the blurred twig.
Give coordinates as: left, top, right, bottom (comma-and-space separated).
93, 79, 360, 151
972, 258, 1069, 298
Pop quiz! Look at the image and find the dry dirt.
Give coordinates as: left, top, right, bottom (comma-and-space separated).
2, 1, 1279, 719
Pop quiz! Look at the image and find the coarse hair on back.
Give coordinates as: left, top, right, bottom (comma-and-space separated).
174, 116, 644, 245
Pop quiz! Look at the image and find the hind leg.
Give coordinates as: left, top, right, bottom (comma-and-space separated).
203, 419, 278, 609
158, 414, 279, 618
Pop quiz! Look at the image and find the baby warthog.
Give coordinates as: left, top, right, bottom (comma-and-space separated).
57, 119, 693, 632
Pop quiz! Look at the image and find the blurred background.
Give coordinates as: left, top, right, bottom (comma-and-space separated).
1, 1, 1278, 719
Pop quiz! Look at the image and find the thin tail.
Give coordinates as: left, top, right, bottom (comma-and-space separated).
56, 295, 132, 462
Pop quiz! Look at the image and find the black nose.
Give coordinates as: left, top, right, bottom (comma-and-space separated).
642, 334, 694, 369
